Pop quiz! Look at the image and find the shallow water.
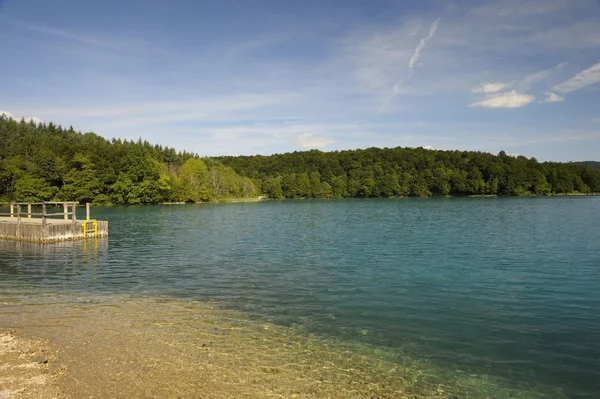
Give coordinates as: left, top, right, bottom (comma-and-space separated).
1, 197, 599, 398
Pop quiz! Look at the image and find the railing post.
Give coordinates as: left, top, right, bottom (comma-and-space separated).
42, 202, 47, 228
72, 202, 77, 237
16, 204, 21, 239
27, 203, 32, 218
86, 203, 91, 221
10, 203, 14, 218
64, 202, 69, 220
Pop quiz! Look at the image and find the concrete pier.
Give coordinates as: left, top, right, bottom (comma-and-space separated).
0, 202, 108, 243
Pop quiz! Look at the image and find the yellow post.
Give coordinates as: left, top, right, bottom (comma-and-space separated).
64, 203, 68, 220
28, 203, 32, 218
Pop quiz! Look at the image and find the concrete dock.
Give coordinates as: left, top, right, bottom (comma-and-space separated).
0, 202, 108, 243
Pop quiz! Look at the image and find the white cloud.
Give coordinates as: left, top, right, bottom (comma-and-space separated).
25, 116, 44, 125
0, 110, 43, 124
408, 18, 441, 69
472, 63, 563, 96
542, 92, 565, 103
553, 62, 600, 93
471, 82, 511, 94
296, 133, 335, 149
470, 90, 535, 109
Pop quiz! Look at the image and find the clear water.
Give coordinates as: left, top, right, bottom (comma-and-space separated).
1, 197, 599, 398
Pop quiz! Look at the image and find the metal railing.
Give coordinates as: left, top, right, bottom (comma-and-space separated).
0, 202, 91, 227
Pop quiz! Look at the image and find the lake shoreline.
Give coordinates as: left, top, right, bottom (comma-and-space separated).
0, 293, 550, 399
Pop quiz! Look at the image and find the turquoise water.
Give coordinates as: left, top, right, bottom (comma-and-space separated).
1, 197, 599, 397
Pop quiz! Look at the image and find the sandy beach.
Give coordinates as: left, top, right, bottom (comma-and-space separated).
0, 332, 63, 398
0, 295, 475, 399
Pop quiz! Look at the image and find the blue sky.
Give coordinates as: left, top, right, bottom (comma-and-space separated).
1, 0, 599, 161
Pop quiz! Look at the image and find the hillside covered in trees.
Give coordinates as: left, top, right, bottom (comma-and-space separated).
0, 115, 258, 204
1, 115, 599, 204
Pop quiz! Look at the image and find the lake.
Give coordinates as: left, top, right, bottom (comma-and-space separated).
1, 197, 599, 398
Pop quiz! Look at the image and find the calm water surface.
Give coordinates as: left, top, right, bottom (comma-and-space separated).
1, 197, 599, 398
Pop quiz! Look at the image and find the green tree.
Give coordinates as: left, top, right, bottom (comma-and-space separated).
179, 158, 212, 202
14, 175, 57, 202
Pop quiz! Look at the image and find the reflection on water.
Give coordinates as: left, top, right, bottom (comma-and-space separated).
0, 237, 107, 257
0, 238, 108, 296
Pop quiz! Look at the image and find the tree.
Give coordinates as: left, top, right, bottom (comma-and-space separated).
179, 158, 212, 202
14, 175, 57, 202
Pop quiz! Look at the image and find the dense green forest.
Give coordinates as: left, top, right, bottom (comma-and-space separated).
216, 149, 600, 199
0, 115, 259, 204
1, 115, 599, 204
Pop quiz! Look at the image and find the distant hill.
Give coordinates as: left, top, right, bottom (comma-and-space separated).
574, 161, 600, 171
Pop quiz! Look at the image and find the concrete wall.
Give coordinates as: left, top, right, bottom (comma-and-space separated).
0, 220, 108, 243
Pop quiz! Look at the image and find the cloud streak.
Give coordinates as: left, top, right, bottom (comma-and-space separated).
408, 18, 441, 70
553, 61, 600, 93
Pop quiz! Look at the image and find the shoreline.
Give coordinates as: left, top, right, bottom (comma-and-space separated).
155, 192, 600, 205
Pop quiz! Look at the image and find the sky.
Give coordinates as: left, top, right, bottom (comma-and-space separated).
0, 0, 599, 161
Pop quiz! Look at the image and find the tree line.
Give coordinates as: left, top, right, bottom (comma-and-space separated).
1, 115, 599, 204
216, 149, 600, 199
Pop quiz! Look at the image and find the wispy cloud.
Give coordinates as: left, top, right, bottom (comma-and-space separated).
36, 93, 291, 122
408, 18, 441, 70
471, 0, 573, 18
381, 17, 441, 109
516, 69, 552, 91
26, 24, 116, 48
553, 61, 600, 93
470, 90, 535, 109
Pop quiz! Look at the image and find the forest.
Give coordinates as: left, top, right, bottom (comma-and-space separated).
0, 115, 258, 204
1, 114, 599, 204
